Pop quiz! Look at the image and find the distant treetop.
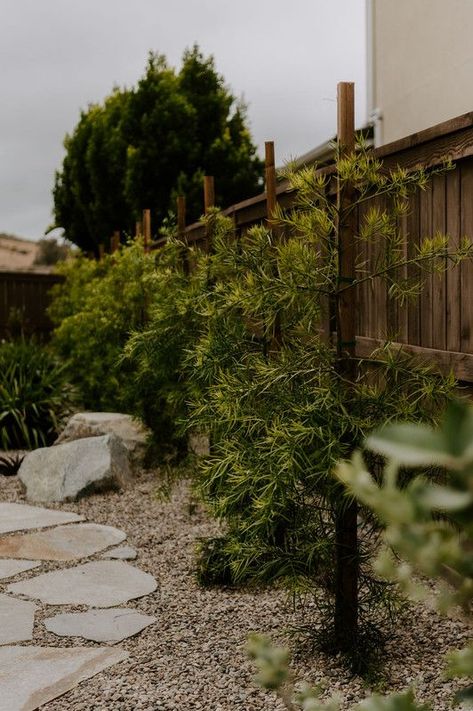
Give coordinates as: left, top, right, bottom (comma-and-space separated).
52, 45, 263, 253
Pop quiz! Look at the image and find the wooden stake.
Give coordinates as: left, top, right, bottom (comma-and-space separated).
98, 243, 105, 260
203, 176, 215, 254
177, 195, 189, 275
135, 221, 142, 239
111, 231, 120, 253
265, 141, 277, 223
334, 81, 358, 651
142, 209, 151, 252
204, 176, 215, 213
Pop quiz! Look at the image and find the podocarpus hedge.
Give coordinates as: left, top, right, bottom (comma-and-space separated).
49, 142, 473, 659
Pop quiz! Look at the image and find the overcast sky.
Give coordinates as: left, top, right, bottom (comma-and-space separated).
0, 0, 367, 240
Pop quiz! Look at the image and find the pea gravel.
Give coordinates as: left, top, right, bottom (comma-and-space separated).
0, 469, 470, 710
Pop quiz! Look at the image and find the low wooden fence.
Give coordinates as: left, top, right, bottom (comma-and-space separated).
158, 108, 473, 382
0, 271, 64, 338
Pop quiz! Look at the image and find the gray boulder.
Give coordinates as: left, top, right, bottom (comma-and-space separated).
55, 412, 149, 469
19, 434, 131, 503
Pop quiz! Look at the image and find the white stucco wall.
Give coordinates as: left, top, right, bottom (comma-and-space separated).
370, 0, 473, 146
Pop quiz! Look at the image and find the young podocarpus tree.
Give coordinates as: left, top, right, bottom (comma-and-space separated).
188, 93, 472, 659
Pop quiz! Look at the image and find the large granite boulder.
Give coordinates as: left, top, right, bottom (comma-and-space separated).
19, 433, 131, 503
55, 412, 149, 469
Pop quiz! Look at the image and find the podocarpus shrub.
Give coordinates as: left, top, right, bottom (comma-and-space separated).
0, 338, 75, 450
185, 144, 472, 656
249, 400, 473, 710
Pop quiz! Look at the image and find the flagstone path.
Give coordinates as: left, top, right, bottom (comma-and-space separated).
0, 501, 157, 711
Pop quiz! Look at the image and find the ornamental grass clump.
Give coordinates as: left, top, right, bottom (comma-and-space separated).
0, 338, 75, 450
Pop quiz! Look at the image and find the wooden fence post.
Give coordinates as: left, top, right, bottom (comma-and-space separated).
177, 195, 189, 275
142, 209, 151, 252
135, 221, 142, 239
111, 231, 120, 253
265, 141, 282, 348
265, 141, 277, 223
98, 243, 105, 260
204, 176, 215, 253
334, 81, 359, 650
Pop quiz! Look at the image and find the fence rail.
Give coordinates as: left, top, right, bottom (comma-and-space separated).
0, 271, 64, 338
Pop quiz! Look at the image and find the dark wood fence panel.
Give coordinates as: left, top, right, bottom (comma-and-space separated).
178, 111, 473, 381
0, 271, 64, 338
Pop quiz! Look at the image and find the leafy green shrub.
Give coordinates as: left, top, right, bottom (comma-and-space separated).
49, 241, 156, 413
122, 238, 206, 457
185, 145, 470, 654
249, 400, 473, 710
0, 339, 75, 450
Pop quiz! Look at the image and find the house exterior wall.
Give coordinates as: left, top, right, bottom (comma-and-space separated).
369, 0, 473, 146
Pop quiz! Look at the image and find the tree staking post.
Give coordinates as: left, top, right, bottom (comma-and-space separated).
334, 81, 359, 650
142, 209, 151, 253
265, 141, 282, 348
177, 195, 189, 275
204, 176, 215, 253
265, 141, 277, 224
111, 231, 120, 253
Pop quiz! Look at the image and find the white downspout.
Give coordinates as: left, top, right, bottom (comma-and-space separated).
366, 0, 383, 146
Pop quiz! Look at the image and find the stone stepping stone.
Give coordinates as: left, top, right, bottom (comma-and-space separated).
45, 608, 156, 643
0, 560, 40, 580
101, 544, 137, 560
0, 523, 126, 561
0, 593, 36, 645
0, 645, 128, 711
7, 560, 157, 607
0, 502, 83, 534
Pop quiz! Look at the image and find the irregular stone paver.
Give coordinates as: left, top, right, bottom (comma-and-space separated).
19, 434, 131, 503
0, 502, 83, 534
0, 645, 128, 711
0, 560, 40, 580
45, 608, 156, 643
101, 544, 137, 560
0, 594, 36, 645
0, 523, 126, 561
7, 560, 157, 607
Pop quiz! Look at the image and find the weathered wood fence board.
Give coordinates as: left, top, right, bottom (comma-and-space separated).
178, 110, 473, 381
0, 271, 64, 338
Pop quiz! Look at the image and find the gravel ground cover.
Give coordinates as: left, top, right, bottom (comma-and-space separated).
0, 469, 470, 710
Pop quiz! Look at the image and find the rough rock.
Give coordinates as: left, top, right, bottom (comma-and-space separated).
7, 560, 158, 607
45, 608, 156, 643
56, 412, 149, 469
18, 434, 131, 503
0, 502, 83, 534
0, 645, 128, 711
0, 523, 126, 561
0, 594, 36, 644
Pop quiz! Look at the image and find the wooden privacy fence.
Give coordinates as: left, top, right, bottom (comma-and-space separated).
0, 271, 64, 338
146, 99, 473, 382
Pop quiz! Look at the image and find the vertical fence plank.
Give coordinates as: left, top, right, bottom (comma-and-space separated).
446, 168, 462, 352
204, 176, 215, 213
432, 174, 447, 351
460, 159, 473, 353
419, 183, 433, 348
407, 189, 422, 346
